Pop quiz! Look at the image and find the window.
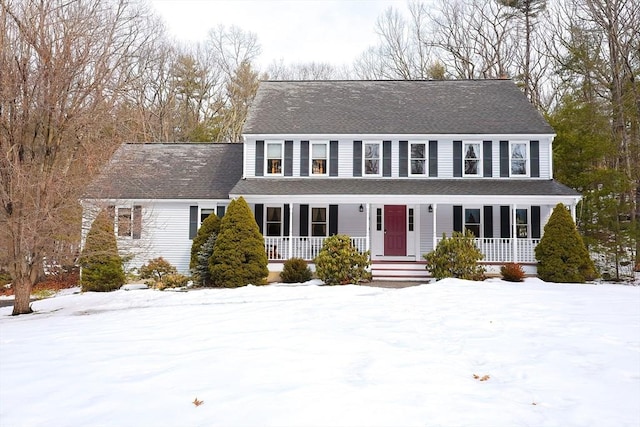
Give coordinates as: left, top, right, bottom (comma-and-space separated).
118, 208, 131, 237
463, 142, 481, 176
464, 208, 481, 237
376, 208, 382, 231
410, 143, 426, 175
510, 141, 528, 176
408, 208, 414, 231
311, 142, 328, 175
364, 142, 381, 175
200, 208, 215, 224
266, 207, 282, 236
311, 207, 327, 236
266, 142, 282, 174
516, 209, 528, 238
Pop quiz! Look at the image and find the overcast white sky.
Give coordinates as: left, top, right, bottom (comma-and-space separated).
149, 0, 407, 68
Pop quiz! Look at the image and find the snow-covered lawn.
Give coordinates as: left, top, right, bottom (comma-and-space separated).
1, 278, 639, 427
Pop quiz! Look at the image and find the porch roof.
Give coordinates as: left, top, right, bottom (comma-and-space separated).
230, 178, 580, 204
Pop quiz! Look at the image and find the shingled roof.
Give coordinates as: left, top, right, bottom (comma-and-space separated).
84, 143, 243, 200
243, 80, 554, 135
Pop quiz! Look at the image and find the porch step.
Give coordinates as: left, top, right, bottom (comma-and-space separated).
370, 261, 431, 281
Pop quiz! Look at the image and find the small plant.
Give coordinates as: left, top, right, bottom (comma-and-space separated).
156, 273, 189, 290
314, 235, 371, 285
423, 230, 485, 281
139, 257, 177, 283
280, 258, 313, 283
501, 263, 525, 282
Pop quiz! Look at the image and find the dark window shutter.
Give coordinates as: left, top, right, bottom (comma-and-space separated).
300, 140, 309, 176
453, 140, 462, 177
429, 140, 438, 177
531, 205, 541, 238
283, 204, 290, 236
284, 140, 293, 176
500, 205, 510, 238
530, 140, 540, 177
329, 205, 338, 235
483, 141, 492, 177
133, 205, 142, 239
383, 140, 392, 177
483, 206, 493, 238
189, 206, 198, 239
453, 206, 463, 232
299, 205, 309, 236
107, 205, 116, 224
254, 204, 264, 234
255, 140, 264, 176
399, 140, 408, 177
216, 205, 226, 217
500, 140, 509, 177
353, 141, 362, 177
330, 140, 339, 176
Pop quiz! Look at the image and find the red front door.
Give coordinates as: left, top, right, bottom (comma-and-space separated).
384, 205, 407, 256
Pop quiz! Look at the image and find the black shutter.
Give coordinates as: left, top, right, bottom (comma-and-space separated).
254, 204, 264, 234
353, 141, 362, 176
429, 140, 438, 177
383, 140, 392, 177
216, 205, 226, 217
483, 206, 493, 238
133, 205, 142, 239
189, 206, 198, 239
329, 205, 338, 235
330, 140, 339, 176
300, 140, 309, 176
284, 140, 293, 176
453, 206, 463, 232
483, 140, 492, 177
399, 140, 408, 177
300, 204, 309, 236
531, 205, 541, 238
530, 140, 540, 177
283, 204, 290, 236
453, 140, 462, 177
255, 140, 264, 176
107, 205, 115, 224
500, 206, 510, 238
500, 140, 509, 177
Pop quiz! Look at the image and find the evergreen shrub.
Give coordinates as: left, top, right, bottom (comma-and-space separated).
79, 209, 125, 292
139, 257, 177, 283
193, 233, 217, 286
535, 203, 598, 283
210, 197, 268, 287
314, 235, 371, 285
280, 257, 313, 283
423, 230, 485, 281
501, 263, 525, 282
190, 212, 220, 270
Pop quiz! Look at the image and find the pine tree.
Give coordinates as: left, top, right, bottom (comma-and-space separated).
209, 197, 268, 287
79, 209, 125, 292
194, 233, 217, 287
535, 203, 597, 283
190, 212, 221, 270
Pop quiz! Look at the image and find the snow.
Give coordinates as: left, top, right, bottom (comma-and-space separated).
1, 278, 639, 427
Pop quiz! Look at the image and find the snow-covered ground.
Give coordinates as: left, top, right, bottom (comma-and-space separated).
1, 278, 639, 427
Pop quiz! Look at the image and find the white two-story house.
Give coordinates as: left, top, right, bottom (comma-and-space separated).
83, 79, 581, 280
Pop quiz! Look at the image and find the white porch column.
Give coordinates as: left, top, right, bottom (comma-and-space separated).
432, 204, 437, 250
570, 203, 576, 223
288, 203, 293, 258
365, 203, 371, 253
511, 204, 517, 263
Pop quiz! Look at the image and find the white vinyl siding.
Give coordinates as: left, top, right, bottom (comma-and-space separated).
438, 140, 454, 178
338, 139, 353, 177
245, 139, 257, 177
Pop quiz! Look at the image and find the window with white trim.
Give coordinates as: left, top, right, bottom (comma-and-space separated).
463, 142, 481, 176
311, 142, 328, 175
266, 142, 282, 175
200, 208, 215, 224
266, 207, 282, 236
117, 208, 132, 237
311, 207, 327, 236
116, 206, 142, 239
510, 141, 528, 176
410, 142, 427, 175
464, 208, 481, 237
363, 142, 381, 175
516, 208, 528, 238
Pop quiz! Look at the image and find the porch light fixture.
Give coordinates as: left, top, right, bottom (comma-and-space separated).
359, 204, 364, 213
428, 204, 433, 213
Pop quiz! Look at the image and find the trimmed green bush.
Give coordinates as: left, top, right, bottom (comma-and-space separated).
210, 197, 269, 287
139, 257, 177, 283
79, 209, 125, 292
314, 234, 371, 285
280, 257, 313, 283
190, 212, 221, 270
535, 203, 598, 283
423, 230, 485, 281
501, 262, 525, 282
193, 233, 217, 287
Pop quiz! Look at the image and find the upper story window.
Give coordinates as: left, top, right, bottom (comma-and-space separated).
266, 142, 282, 175
311, 142, 328, 175
463, 142, 481, 176
464, 208, 481, 237
266, 207, 282, 236
364, 142, 381, 175
311, 207, 327, 236
510, 141, 529, 176
410, 143, 427, 175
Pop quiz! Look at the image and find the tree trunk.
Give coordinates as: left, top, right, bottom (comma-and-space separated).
12, 278, 33, 316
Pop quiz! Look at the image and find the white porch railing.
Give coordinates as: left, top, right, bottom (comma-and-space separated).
264, 236, 367, 261
436, 238, 540, 263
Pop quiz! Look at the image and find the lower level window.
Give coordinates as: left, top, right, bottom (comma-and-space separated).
266, 207, 282, 236
118, 208, 131, 237
516, 209, 528, 238
311, 207, 327, 236
200, 208, 215, 224
464, 208, 481, 238
116, 206, 141, 239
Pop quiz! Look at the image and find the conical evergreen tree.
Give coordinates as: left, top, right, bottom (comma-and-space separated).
194, 232, 217, 287
535, 203, 597, 283
79, 209, 125, 291
209, 197, 268, 287
190, 212, 221, 270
